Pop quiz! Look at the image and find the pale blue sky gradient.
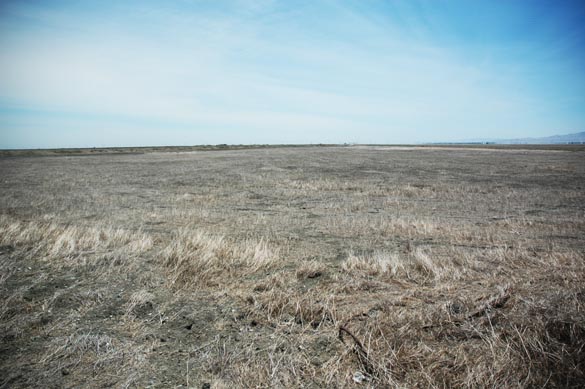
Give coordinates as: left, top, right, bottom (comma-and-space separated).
1, 0, 584, 148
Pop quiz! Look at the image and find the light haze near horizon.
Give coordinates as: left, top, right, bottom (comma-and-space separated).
1, 0, 584, 148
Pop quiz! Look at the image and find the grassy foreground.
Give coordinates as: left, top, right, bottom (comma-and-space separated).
1, 146, 584, 388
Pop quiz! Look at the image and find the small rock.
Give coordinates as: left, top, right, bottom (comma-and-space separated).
352, 371, 368, 384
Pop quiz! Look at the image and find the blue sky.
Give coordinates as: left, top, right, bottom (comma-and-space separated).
1, 0, 584, 148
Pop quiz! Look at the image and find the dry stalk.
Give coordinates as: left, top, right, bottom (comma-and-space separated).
338, 324, 376, 376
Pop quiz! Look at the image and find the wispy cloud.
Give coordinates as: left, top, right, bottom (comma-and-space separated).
1, 0, 584, 147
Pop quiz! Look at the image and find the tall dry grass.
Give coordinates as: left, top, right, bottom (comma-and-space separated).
163, 228, 281, 288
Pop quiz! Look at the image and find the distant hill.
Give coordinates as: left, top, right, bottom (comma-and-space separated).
500, 131, 585, 144
466, 131, 585, 144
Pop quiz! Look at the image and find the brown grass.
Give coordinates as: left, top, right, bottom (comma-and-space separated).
163, 229, 281, 288
1, 146, 584, 387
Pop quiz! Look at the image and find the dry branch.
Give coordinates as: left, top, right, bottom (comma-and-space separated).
467, 285, 512, 320
338, 324, 375, 375
423, 285, 513, 330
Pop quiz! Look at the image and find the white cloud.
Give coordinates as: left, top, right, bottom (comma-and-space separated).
1, 1, 582, 147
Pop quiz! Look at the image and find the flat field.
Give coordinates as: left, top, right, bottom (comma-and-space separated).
1, 146, 584, 388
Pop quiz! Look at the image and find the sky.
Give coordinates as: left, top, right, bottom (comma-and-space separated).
0, 0, 584, 148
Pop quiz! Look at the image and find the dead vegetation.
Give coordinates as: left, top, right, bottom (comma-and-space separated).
163, 229, 280, 288
0, 146, 584, 387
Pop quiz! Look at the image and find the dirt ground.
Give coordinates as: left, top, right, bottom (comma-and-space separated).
1, 146, 584, 388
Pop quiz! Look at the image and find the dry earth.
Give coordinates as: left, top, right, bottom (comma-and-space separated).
1, 146, 584, 388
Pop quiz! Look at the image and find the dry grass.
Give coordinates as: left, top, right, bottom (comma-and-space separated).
163, 229, 281, 288
0, 216, 152, 262
1, 146, 584, 387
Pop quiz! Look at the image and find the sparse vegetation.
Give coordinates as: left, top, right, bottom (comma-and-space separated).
1, 145, 584, 387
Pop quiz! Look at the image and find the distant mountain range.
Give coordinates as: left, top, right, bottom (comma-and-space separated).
465, 131, 585, 144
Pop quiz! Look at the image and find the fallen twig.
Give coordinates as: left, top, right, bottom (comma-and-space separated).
467, 285, 511, 319
422, 285, 512, 330
338, 325, 375, 375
